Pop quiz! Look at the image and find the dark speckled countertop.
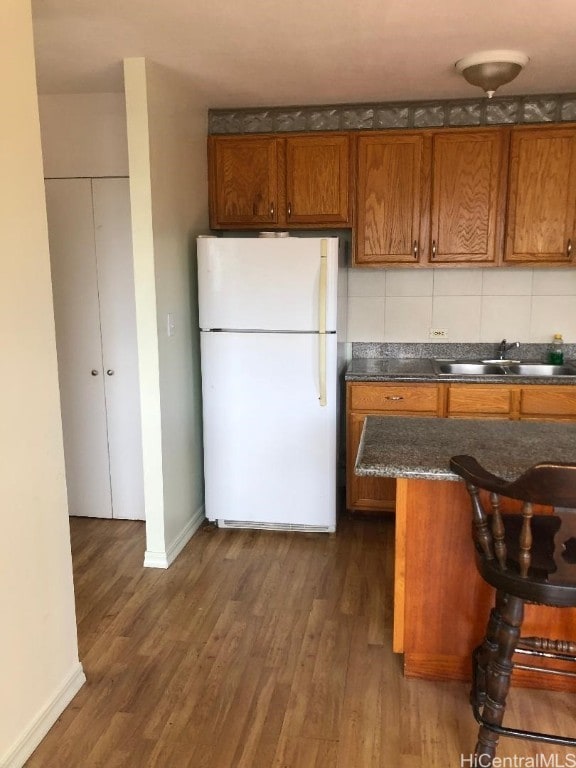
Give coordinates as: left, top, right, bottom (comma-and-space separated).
345, 357, 576, 385
346, 357, 436, 381
355, 416, 576, 482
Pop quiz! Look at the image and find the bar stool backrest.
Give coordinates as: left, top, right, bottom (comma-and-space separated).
450, 456, 576, 592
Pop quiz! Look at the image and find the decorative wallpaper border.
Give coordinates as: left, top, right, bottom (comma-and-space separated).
209, 93, 576, 134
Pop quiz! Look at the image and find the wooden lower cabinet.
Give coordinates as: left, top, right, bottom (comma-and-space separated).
347, 380, 576, 514
348, 413, 397, 510
346, 382, 442, 512
446, 383, 515, 418
520, 384, 576, 419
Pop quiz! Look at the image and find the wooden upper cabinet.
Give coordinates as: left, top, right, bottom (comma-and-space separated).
285, 135, 350, 224
209, 123, 576, 265
355, 128, 506, 266
209, 136, 279, 227
208, 133, 351, 229
504, 127, 576, 264
356, 133, 430, 264
428, 130, 507, 264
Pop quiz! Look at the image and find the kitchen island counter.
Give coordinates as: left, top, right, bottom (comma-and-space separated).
355, 415, 576, 691
355, 414, 576, 482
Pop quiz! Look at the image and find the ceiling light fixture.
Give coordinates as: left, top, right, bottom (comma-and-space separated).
455, 50, 529, 98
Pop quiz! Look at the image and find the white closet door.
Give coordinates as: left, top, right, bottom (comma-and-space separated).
45, 178, 113, 518
93, 178, 144, 520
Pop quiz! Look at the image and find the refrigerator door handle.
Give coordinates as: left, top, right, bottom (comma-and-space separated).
318, 240, 328, 407
319, 334, 327, 407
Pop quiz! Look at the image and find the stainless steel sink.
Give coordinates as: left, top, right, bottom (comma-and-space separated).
506, 363, 576, 376
434, 362, 507, 375
432, 359, 576, 377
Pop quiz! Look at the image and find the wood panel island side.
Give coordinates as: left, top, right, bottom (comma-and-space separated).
355, 415, 576, 692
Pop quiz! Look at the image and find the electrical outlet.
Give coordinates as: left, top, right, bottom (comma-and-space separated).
429, 328, 448, 340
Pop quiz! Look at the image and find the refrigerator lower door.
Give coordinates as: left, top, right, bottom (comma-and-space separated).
200, 331, 337, 531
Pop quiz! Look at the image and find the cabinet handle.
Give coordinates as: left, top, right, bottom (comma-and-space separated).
91, 369, 99, 376
413, 240, 419, 259
270, 202, 275, 218
106, 369, 115, 376
568, 239, 573, 258
385, 395, 404, 401
431, 240, 437, 259
287, 202, 292, 218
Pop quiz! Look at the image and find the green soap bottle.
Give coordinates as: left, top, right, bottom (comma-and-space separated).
548, 333, 564, 365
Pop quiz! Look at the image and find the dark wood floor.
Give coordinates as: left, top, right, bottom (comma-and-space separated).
27, 514, 575, 767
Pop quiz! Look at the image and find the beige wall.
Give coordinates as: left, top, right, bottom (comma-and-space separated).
38, 92, 129, 178
347, 267, 576, 344
124, 58, 209, 566
0, 2, 84, 766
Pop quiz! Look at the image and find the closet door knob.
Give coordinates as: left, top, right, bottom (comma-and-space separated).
106, 369, 115, 376
91, 370, 99, 376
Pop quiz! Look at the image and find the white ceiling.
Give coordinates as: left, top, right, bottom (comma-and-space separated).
31, 0, 576, 108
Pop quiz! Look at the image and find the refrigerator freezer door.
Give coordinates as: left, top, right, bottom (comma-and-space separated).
198, 237, 338, 332
200, 331, 337, 530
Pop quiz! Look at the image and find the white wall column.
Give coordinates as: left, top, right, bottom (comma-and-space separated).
124, 57, 209, 567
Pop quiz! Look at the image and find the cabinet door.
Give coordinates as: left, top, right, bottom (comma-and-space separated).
209, 136, 278, 227
504, 127, 576, 264
347, 413, 396, 511
45, 179, 113, 519
356, 133, 430, 264
285, 135, 350, 225
429, 130, 506, 264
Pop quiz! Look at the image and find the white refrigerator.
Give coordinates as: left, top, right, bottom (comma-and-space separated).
197, 235, 341, 532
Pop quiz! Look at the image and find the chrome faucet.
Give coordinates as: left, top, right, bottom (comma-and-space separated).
498, 339, 520, 360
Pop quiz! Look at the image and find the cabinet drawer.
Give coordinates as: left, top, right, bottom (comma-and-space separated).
447, 384, 513, 416
520, 386, 576, 417
349, 383, 439, 413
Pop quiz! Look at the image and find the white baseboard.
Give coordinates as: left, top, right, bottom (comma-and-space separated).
143, 504, 205, 569
1, 662, 86, 768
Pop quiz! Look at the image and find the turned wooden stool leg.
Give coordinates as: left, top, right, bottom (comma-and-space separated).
471, 591, 508, 709
475, 592, 524, 767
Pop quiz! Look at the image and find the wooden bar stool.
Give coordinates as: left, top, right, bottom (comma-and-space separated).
450, 455, 576, 767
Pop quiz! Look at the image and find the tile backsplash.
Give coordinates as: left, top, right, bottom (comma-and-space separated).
347, 267, 576, 344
